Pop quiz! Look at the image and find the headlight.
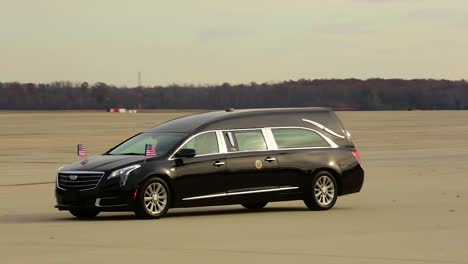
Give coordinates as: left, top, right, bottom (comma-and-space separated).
108, 164, 141, 186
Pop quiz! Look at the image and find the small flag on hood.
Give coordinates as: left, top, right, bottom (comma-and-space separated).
145, 144, 156, 156
77, 144, 87, 156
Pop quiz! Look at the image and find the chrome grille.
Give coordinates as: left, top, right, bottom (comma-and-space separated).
57, 171, 104, 191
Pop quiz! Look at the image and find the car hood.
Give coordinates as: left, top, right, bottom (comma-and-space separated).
60, 155, 152, 172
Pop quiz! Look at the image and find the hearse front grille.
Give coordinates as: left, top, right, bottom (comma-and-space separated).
57, 172, 104, 191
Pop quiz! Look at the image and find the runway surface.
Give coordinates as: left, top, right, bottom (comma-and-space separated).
1, 110, 467, 263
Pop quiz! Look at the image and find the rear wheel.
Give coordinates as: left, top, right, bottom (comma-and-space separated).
134, 177, 171, 219
304, 171, 338, 210
241, 202, 268, 210
69, 208, 100, 218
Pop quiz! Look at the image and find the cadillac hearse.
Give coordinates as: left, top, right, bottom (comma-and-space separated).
56, 108, 364, 219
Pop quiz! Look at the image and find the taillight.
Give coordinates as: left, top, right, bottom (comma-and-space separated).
352, 150, 363, 166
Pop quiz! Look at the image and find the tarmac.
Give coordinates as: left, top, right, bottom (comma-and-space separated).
0, 110, 467, 263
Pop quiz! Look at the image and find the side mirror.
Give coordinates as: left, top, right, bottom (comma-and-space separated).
175, 148, 196, 158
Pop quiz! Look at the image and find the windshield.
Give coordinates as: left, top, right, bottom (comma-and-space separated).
107, 132, 187, 156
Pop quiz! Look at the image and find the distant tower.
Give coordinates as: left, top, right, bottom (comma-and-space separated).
137, 72, 143, 109
137, 72, 142, 87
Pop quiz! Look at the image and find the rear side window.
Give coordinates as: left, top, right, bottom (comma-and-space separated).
181, 132, 219, 155
271, 128, 330, 148
224, 130, 267, 152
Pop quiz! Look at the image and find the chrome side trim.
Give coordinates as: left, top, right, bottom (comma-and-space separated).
221, 127, 264, 131
56, 174, 65, 191
273, 146, 334, 151
216, 130, 228, 154
301, 119, 345, 139
263, 128, 278, 150
59, 171, 105, 175
262, 128, 278, 150
226, 131, 236, 147
182, 186, 299, 201
216, 149, 272, 154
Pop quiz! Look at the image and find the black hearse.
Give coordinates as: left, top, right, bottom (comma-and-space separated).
56, 108, 364, 219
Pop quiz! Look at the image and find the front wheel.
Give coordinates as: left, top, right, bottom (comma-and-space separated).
134, 177, 171, 219
69, 208, 100, 218
241, 202, 268, 210
304, 171, 338, 210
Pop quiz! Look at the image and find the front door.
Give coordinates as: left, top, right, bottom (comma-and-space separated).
171, 131, 227, 202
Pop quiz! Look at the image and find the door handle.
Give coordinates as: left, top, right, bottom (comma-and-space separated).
213, 161, 225, 167
265, 157, 276, 162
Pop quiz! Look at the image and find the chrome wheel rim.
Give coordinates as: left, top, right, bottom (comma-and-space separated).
314, 175, 335, 206
144, 182, 168, 215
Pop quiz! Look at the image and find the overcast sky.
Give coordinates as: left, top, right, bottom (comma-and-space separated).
1, 0, 467, 86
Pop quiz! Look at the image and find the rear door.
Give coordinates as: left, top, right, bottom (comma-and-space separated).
222, 129, 281, 193
269, 127, 336, 187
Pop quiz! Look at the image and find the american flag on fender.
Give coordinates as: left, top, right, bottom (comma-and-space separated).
77, 144, 87, 156
145, 144, 156, 156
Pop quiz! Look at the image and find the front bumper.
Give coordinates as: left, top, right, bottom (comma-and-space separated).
55, 178, 135, 212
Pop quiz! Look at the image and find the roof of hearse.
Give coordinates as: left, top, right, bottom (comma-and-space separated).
148, 107, 337, 133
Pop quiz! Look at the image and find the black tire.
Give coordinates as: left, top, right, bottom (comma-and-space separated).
241, 202, 268, 210
303, 171, 338, 210
134, 177, 171, 219
69, 208, 100, 218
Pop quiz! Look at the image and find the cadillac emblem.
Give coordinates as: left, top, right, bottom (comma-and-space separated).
69, 175, 78, 181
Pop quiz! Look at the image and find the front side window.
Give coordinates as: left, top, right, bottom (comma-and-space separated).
107, 133, 187, 156
180, 132, 219, 156
225, 130, 267, 152
271, 128, 330, 148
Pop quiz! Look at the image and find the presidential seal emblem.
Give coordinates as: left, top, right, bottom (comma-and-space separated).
255, 160, 263, 169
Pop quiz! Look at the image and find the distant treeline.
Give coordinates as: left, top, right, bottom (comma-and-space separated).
1, 79, 467, 110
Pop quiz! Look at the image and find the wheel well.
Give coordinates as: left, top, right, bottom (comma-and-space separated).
144, 174, 175, 207
312, 168, 343, 195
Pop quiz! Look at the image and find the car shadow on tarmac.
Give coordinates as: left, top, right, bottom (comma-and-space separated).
0, 206, 351, 223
